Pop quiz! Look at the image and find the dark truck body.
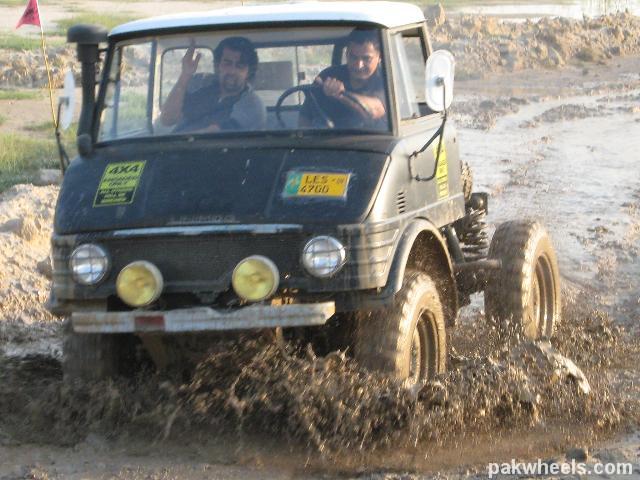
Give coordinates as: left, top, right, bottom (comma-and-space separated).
50, 129, 465, 315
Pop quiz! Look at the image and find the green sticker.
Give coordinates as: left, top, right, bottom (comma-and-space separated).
94, 161, 146, 207
284, 172, 303, 196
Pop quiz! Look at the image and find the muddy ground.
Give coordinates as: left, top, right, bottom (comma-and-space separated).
1, 5, 640, 479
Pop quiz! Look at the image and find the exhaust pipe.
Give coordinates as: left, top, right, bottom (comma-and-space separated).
67, 24, 107, 152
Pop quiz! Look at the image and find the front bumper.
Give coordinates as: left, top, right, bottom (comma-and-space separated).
72, 301, 335, 333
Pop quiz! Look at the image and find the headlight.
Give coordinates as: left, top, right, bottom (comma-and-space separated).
116, 261, 163, 307
69, 244, 109, 285
232, 255, 279, 302
302, 236, 346, 278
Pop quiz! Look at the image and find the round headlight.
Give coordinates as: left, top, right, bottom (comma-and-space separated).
302, 236, 346, 278
69, 244, 109, 285
116, 261, 163, 307
232, 255, 279, 302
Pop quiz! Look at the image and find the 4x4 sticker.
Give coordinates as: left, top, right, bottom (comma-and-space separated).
433, 141, 449, 199
94, 161, 146, 207
283, 172, 350, 198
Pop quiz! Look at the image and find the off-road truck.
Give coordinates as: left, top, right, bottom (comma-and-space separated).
49, 1, 561, 385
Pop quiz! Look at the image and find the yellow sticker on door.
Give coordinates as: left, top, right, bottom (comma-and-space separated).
433, 141, 449, 199
94, 161, 146, 207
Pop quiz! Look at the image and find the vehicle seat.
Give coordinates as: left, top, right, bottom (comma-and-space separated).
252, 61, 299, 129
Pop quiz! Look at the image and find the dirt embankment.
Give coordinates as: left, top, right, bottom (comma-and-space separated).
0, 185, 58, 350
427, 10, 640, 79
2, 11, 640, 88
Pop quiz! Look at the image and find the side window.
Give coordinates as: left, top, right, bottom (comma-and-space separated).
160, 47, 213, 107
391, 28, 428, 120
100, 42, 153, 141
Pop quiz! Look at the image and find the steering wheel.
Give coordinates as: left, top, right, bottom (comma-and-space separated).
275, 84, 334, 129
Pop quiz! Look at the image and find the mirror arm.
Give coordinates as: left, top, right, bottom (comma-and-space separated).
54, 100, 70, 173
409, 79, 448, 182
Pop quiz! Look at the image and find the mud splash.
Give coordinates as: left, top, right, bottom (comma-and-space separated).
0, 302, 637, 458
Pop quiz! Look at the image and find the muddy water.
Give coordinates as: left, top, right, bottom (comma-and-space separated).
456, 57, 640, 326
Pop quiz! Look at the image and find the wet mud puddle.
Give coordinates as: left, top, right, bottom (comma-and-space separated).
457, 64, 640, 327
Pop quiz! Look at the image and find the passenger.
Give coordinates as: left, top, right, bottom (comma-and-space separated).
160, 36, 266, 133
299, 29, 387, 129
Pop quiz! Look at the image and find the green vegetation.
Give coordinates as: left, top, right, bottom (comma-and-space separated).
0, 115, 5, 127
0, 133, 57, 191
0, 0, 29, 6
56, 12, 140, 35
0, 34, 41, 51
0, 127, 76, 192
0, 34, 66, 51
0, 89, 42, 101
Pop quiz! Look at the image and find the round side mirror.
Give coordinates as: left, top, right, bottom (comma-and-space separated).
58, 70, 76, 131
425, 50, 455, 112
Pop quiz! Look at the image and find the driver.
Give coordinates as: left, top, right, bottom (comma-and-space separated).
160, 37, 266, 133
299, 29, 387, 129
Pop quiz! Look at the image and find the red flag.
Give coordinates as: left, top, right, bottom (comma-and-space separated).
16, 0, 41, 29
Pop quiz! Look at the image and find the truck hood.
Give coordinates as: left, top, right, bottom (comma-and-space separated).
54, 137, 394, 234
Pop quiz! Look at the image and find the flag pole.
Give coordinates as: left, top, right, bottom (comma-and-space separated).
37, 0, 57, 128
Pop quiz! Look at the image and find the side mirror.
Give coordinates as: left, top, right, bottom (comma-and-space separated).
425, 50, 455, 112
58, 70, 76, 131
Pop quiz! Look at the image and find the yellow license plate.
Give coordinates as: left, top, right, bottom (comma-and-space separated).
284, 172, 350, 198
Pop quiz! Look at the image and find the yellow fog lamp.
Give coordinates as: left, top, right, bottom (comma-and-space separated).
232, 255, 279, 302
116, 261, 163, 307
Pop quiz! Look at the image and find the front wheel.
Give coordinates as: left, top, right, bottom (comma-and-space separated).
485, 220, 561, 340
62, 319, 139, 382
354, 271, 447, 386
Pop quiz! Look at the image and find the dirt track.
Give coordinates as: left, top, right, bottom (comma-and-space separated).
1, 8, 640, 480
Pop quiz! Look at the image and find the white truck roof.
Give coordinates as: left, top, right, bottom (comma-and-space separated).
110, 2, 426, 37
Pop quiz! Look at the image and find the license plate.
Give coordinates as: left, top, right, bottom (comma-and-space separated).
284, 172, 350, 198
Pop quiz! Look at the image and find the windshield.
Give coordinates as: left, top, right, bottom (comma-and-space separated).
97, 26, 390, 141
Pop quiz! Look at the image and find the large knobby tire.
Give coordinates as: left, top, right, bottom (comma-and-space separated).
62, 319, 135, 382
355, 271, 447, 385
485, 220, 561, 340
461, 161, 473, 203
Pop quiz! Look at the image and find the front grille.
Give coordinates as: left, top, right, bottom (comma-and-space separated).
52, 225, 399, 301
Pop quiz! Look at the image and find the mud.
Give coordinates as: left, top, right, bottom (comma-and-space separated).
0, 301, 637, 469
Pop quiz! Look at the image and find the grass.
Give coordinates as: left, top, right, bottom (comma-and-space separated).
0, 34, 66, 51
0, 0, 30, 6
0, 133, 58, 191
0, 34, 42, 51
55, 12, 140, 35
0, 127, 77, 192
0, 89, 43, 101
0, 115, 5, 127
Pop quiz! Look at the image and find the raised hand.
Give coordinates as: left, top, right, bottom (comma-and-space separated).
181, 43, 201, 78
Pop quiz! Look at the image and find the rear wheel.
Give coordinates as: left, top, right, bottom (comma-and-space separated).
354, 271, 447, 386
485, 220, 561, 339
